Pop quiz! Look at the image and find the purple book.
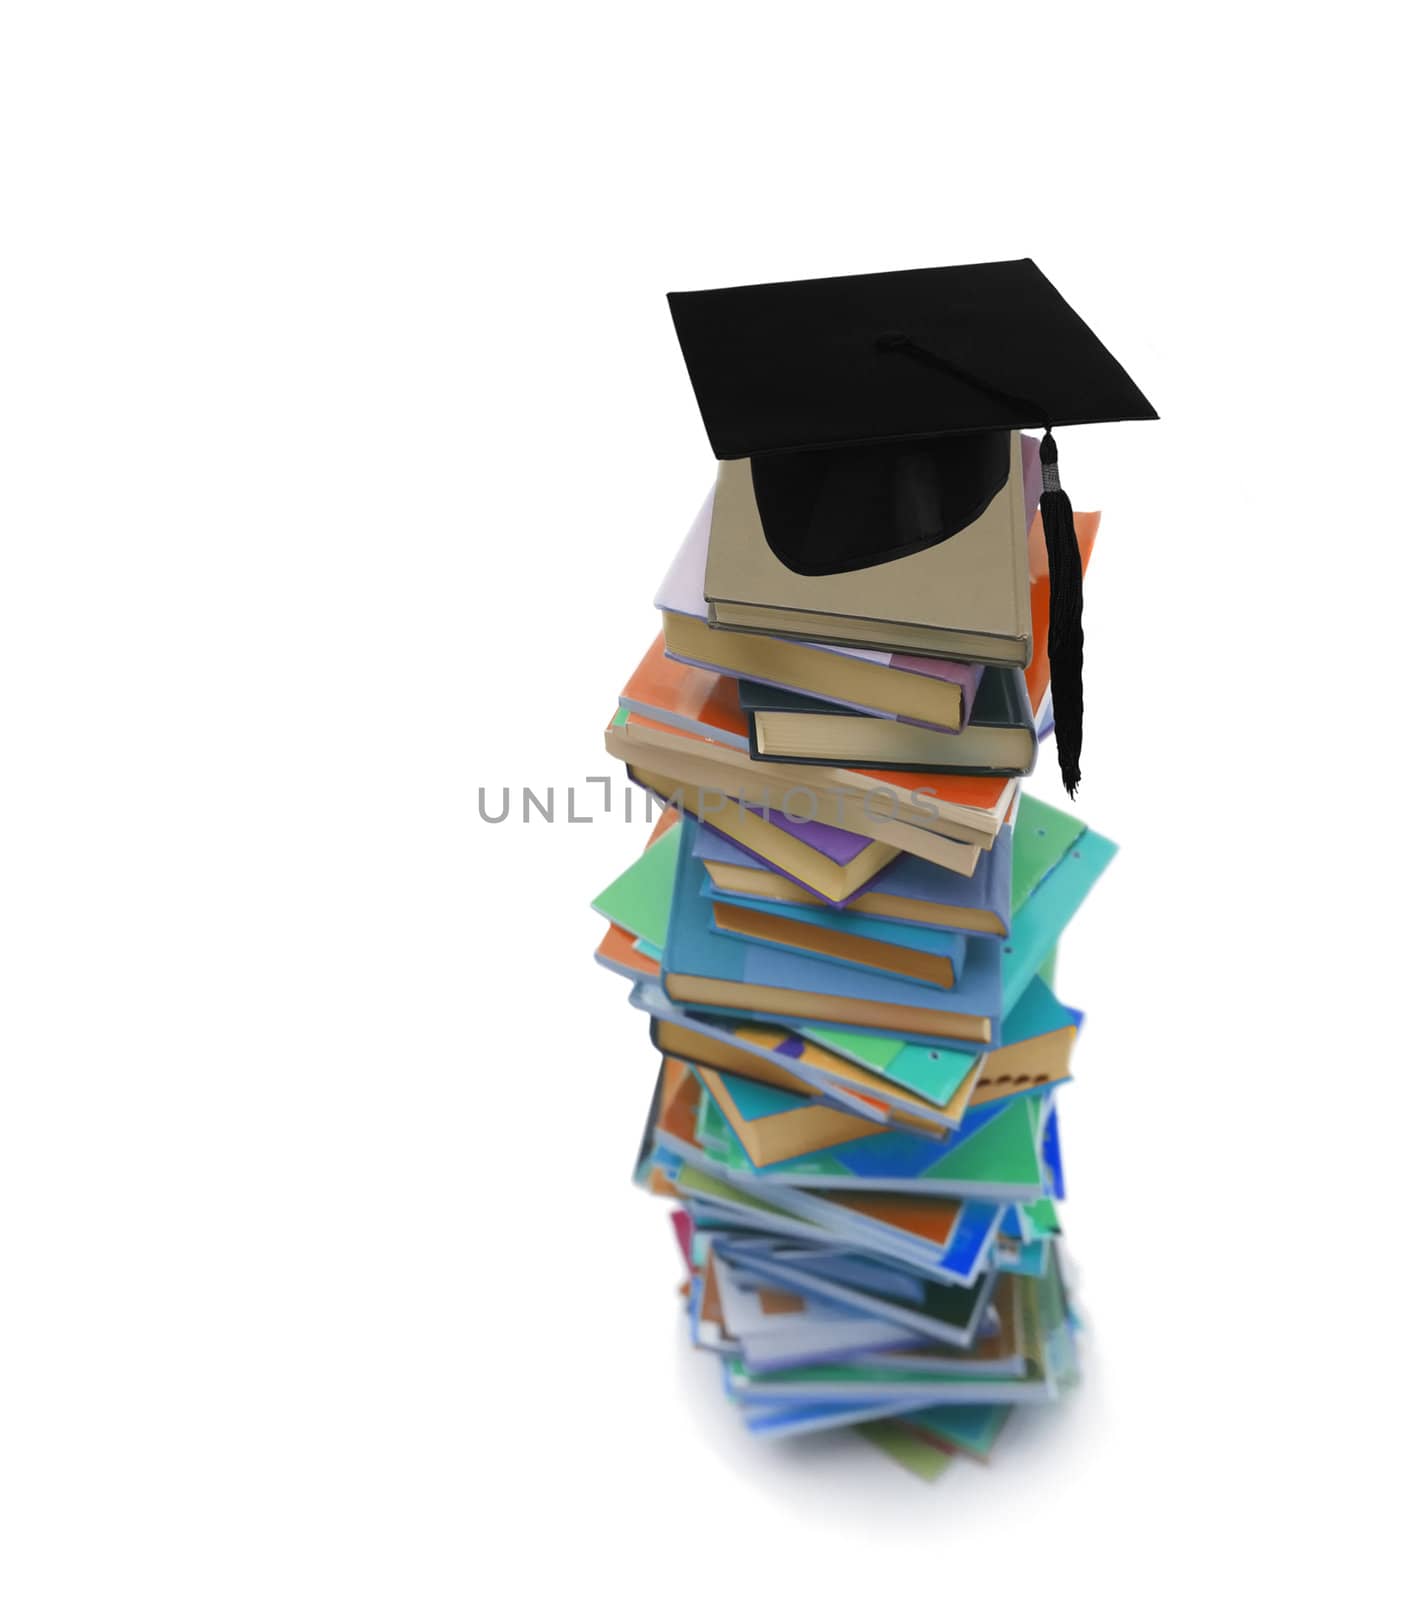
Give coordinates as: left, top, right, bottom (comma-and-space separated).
621, 765, 893, 908
654, 436, 1041, 733
693, 807, 893, 910
695, 816, 1014, 935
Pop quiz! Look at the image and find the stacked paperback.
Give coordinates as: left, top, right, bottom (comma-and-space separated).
591, 261, 1153, 1481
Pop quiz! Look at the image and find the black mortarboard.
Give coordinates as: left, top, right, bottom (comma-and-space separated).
666, 258, 1157, 795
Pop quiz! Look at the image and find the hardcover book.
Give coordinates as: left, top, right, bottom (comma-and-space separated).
619, 634, 750, 752
706, 891, 969, 991
694, 817, 1013, 933
607, 709, 1016, 845
655, 490, 983, 731
624, 763, 982, 882
703, 433, 1033, 663
742, 666, 1037, 776
630, 767, 902, 903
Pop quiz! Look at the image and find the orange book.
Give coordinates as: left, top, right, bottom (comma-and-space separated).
646, 805, 680, 847
619, 634, 750, 746
824, 1191, 963, 1248
594, 922, 659, 980
657, 1057, 700, 1144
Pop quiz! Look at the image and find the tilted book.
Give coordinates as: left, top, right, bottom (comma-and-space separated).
741, 665, 1037, 776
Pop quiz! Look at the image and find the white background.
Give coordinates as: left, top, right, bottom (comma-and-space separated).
2, 3, 1407, 1595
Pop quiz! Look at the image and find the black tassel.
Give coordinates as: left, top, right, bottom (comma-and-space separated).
1039, 430, 1083, 797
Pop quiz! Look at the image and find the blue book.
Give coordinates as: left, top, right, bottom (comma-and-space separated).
664, 820, 1003, 1048
801, 820, 1114, 1080
703, 880, 969, 991
694, 819, 1014, 937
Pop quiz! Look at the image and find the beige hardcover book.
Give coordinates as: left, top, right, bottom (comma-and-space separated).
606, 719, 1013, 845
617, 760, 984, 879
659, 611, 967, 729
704, 432, 1032, 662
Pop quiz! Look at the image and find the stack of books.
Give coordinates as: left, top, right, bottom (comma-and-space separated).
591, 261, 1147, 1481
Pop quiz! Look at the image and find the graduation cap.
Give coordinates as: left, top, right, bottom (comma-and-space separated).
666, 258, 1157, 795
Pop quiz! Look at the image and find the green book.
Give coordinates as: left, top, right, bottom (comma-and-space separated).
590, 823, 681, 948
